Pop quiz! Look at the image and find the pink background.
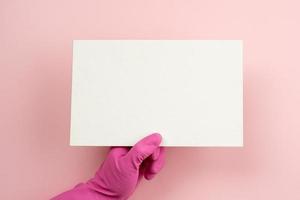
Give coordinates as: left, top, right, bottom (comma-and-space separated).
1, 0, 300, 199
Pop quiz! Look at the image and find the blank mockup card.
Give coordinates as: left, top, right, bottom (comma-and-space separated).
70, 40, 243, 147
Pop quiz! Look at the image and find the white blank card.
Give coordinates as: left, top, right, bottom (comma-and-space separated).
70, 40, 243, 146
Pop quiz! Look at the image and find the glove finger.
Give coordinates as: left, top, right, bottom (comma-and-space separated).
144, 147, 165, 180
151, 147, 161, 160
124, 133, 162, 168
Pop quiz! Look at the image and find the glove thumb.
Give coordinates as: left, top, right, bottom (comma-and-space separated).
124, 133, 162, 169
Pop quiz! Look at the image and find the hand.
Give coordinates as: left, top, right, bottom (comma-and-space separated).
52, 133, 166, 200
87, 133, 165, 200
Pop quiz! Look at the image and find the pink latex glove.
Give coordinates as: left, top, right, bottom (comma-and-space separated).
52, 133, 165, 200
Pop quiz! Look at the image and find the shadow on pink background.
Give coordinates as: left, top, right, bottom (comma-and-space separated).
1, 0, 300, 199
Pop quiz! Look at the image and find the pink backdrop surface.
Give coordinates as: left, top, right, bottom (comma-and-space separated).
1, 0, 300, 199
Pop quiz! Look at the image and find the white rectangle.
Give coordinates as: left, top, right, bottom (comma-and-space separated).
70, 40, 243, 146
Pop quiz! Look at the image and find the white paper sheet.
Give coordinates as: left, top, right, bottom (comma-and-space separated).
70, 40, 243, 146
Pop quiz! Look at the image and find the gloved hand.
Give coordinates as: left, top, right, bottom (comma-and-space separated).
52, 133, 165, 200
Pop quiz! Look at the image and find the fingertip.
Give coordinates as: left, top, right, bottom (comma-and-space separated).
147, 132, 162, 145
151, 132, 162, 138
144, 173, 155, 180
144, 160, 164, 180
